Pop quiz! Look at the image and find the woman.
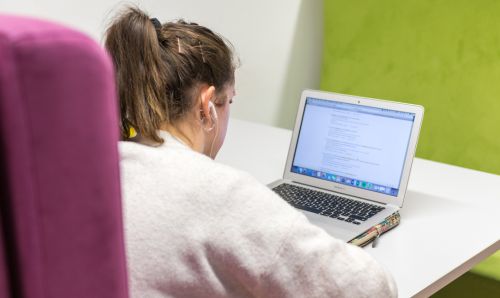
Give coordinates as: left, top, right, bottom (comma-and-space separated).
105, 7, 397, 298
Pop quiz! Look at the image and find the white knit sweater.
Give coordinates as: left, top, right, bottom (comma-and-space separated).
119, 131, 397, 298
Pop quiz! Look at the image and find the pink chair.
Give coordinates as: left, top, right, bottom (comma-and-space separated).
0, 15, 128, 298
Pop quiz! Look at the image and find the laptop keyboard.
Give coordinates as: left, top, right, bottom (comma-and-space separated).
272, 183, 385, 225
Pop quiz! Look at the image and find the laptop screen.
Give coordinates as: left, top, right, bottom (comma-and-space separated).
291, 97, 416, 197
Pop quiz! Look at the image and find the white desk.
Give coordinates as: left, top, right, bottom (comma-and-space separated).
216, 118, 500, 298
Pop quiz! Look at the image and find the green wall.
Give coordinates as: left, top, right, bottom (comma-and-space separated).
321, 0, 500, 291
321, 0, 500, 175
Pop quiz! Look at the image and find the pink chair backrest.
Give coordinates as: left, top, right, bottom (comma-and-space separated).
0, 15, 128, 298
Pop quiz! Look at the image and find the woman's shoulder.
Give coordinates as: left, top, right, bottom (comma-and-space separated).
118, 139, 256, 185
119, 138, 207, 165
119, 138, 298, 223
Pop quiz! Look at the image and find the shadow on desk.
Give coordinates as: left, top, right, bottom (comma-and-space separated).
401, 190, 500, 297
399, 190, 469, 220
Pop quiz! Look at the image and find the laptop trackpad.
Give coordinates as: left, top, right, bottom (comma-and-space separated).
302, 211, 363, 242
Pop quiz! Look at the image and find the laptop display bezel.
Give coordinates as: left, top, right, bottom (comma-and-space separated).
283, 89, 424, 208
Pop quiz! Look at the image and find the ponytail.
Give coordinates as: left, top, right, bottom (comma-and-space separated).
105, 7, 168, 143
105, 6, 237, 143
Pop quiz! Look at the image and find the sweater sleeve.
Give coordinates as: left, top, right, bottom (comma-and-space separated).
257, 212, 398, 298
217, 172, 398, 298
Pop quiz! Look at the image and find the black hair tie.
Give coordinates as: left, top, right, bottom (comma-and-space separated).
150, 18, 162, 30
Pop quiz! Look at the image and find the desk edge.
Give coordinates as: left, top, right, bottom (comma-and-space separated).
412, 239, 500, 298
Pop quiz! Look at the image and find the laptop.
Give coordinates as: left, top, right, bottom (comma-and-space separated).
268, 89, 424, 242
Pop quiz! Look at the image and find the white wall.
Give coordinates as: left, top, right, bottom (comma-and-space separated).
0, 0, 323, 129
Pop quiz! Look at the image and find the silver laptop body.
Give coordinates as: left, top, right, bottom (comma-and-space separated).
269, 89, 424, 242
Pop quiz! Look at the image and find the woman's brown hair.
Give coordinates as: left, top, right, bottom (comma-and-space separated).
105, 6, 236, 143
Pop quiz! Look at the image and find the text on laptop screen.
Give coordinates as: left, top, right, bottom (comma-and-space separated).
291, 97, 415, 197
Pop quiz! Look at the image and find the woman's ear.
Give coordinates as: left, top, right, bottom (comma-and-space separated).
199, 84, 216, 122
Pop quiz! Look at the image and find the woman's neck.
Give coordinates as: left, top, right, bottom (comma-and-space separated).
160, 121, 204, 153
